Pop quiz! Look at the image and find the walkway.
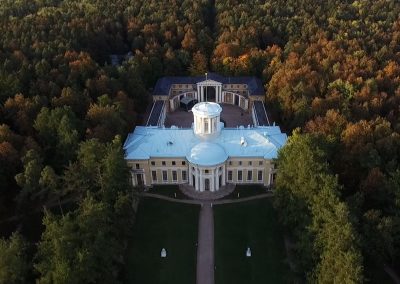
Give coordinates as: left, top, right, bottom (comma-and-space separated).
196, 203, 214, 284
138, 192, 273, 205
180, 183, 235, 200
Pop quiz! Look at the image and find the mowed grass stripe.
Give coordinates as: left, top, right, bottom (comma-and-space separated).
214, 198, 291, 284
126, 198, 199, 284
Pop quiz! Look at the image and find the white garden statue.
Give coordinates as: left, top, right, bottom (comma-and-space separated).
161, 248, 167, 258
246, 247, 251, 257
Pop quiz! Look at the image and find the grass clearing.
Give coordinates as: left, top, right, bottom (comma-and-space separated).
147, 185, 187, 199
214, 198, 292, 284
125, 197, 199, 284
223, 184, 269, 199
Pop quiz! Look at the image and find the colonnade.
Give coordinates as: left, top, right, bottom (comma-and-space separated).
189, 163, 226, 192
196, 84, 223, 102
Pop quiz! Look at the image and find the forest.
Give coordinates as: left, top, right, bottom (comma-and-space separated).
0, 0, 399, 282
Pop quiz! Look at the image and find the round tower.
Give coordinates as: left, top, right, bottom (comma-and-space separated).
192, 102, 223, 139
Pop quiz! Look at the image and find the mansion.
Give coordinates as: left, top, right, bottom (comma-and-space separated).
123, 73, 287, 192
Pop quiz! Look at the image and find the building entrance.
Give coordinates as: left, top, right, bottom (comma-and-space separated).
205, 178, 210, 191
136, 174, 144, 186
234, 94, 239, 106
205, 86, 216, 102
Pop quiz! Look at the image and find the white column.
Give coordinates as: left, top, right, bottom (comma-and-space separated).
214, 167, 218, 191
199, 169, 203, 192
131, 172, 136, 186
211, 168, 215, 192
195, 168, 199, 190
222, 164, 226, 186
197, 85, 200, 101
189, 166, 192, 185
218, 86, 221, 102
201, 86, 204, 101
267, 168, 272, 186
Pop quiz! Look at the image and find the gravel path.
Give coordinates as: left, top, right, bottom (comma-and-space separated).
196, 203, 214, 284
138, 192, 273, 205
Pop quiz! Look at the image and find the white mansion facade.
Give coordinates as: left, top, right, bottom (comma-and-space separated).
124, 73, 287, 192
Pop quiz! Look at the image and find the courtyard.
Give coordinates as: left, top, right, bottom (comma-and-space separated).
164, 103, 253, 128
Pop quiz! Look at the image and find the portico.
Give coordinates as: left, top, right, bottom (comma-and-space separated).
189, 163, 226, 192
196, 80, 223, 103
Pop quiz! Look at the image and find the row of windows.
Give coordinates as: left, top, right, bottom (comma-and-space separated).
150, 161, 186, 166
152, 170, 187, 182
139, 160, 263, 169
228, 161, 263, 166
223, 84, 247, 89
173, 84, 193, 88
227, 170, 263, 181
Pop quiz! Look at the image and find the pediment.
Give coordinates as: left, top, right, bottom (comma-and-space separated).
197, 79, 222, 85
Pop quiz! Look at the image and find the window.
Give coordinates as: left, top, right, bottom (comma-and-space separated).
247, 170, 252, 181
162, 161, 166, 166
162, 171, 168, 181
172, 171, 177, 181
204, 120, 209, 133
239, 161, 242, 166
152, 171, 157, 181
259, 161, 263, 166
136, 163, 140, 169
182, 161, 186, 166
229, 161, 232, 166
228, 171, 233, 181
248, 161, 252, 166
172, 161, 176, 166
182, 170, 187, 181
238, 170, 243, 181
258, 170, 263, 181
151, 161, 155, 166
205, 170, 209, 174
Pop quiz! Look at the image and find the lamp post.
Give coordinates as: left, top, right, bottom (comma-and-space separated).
205, 72, 208, 102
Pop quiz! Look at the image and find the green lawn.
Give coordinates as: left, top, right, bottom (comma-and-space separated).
125, 198, 199, 284
147, 185, 187, 199
223, 184, 269, 199
214, 198, 292, 284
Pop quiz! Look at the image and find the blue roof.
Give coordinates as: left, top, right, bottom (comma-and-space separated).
123, 125, 287, 163
153, 72, 264, 96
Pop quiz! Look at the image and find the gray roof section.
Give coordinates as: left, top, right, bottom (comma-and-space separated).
153, 72, 264, 96
146, 100, 164, 126
253, 101, 270, 126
